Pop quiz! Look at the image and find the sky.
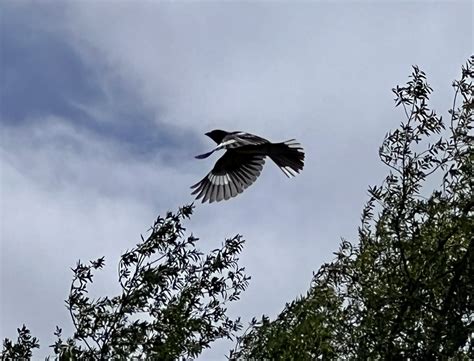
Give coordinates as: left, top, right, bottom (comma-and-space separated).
0, 1, 472, 359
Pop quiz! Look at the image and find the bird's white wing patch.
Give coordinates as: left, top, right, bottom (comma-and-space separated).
208, 174, 230, 185
215, 139, 237, 150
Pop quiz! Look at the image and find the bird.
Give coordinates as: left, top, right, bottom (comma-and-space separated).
191, 130, 305, 203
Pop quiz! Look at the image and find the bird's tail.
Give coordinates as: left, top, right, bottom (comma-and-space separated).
268, 140, 305, 178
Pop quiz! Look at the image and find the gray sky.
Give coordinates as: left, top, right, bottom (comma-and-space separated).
1, 1, 472, 359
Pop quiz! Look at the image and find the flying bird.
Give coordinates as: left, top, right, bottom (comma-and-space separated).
191, 130, 305, 203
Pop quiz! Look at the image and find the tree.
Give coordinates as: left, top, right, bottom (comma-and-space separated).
4, 58, 472, 361
230, 57, 473, 359
2, 205, 250, 360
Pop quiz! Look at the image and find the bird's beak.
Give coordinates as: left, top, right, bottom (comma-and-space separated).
205, 131, 211, 137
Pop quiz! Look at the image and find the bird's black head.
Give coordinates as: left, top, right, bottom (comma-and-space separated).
205, 129, 229, 144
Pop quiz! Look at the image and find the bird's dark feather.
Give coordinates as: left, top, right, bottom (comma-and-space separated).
191, 150, 266, 203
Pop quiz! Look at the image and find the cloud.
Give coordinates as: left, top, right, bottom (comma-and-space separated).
1, 1, 472, 359
62, 2, 472, 133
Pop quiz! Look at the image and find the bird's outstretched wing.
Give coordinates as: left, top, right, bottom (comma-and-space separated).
191, 151, 266, 203
222, 132, 269, 148
196, 132, 269, 159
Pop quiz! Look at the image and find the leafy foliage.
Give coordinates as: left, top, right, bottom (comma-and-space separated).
1, 325, 39, 360
2, 205, 249, 360
230, 57, 473, 359
3, 58, 472, 361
